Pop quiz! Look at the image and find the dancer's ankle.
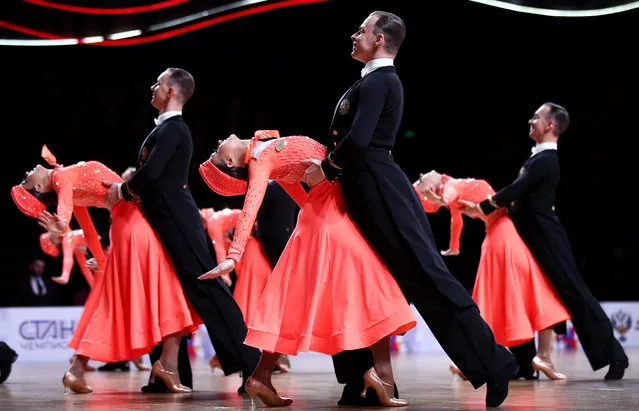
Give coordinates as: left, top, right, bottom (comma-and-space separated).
69, 361, 86, 378
159, 356, 178, 373
536, 352, 552, 363
250, 373, 275, 392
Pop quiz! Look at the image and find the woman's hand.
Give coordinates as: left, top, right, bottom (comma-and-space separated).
51, 275, 69, 285
198, 259, 236, 280
37, 211, 66, 236
424, 190, 448, 207
301, 159, 327, 187
440, 249, 460, 257
85, 258, 101, 272
415, 171, 446, 205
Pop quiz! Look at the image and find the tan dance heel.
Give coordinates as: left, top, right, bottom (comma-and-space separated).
362, 368, 408, 407
62, 371, 93, 394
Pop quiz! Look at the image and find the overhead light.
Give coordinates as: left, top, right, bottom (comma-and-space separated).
82, 36, 104, 44
149, 0, 267, 31
0, 0, 327, 46
0, 38, 78, 46
469, 0, 639, 17
108, 29, 143, 40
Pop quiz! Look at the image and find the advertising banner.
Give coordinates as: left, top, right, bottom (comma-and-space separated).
1, 302, 637, 361
0, 307, 81, 361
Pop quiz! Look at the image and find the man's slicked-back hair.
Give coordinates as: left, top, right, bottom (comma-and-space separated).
543, 102, 570, 137
166, 68, 195, 104
370, 11, 406, 55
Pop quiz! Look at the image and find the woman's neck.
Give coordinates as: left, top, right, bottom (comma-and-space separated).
43, 169, 54, 191
238, 139, 251, 166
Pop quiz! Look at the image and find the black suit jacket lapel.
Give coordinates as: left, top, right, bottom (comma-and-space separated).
137, 128, 157, 165
137, 116, 183, 164
330, 79, 363, 130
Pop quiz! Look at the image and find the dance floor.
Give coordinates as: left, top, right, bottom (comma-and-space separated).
1, 348, 637, 410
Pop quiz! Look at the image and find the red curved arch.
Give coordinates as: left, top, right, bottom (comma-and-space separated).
1, 0, 326, 45
23, 0, 189, 15
93, 0, 326, 46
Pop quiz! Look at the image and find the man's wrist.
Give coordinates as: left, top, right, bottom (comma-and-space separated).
326, 152, 342, 170
120, 181, 135, 202
320, 157, 339, 183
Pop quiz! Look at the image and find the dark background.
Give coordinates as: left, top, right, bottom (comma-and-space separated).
1, 0, 637, 305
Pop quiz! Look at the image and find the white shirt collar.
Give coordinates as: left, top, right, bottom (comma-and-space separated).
531, 142, 558, 157
361, 58, 394, 78
154, 111, 182, 126
30, 276, 47, 296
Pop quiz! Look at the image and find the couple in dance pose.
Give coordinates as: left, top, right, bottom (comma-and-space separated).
20, 9, 627, 409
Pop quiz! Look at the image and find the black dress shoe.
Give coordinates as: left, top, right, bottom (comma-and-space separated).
604, 360, 629, 380
141, 382, 169, 393
337, 389, 373, 406
142, 376, 194, 393
98, 361, 130, 372
336, 381, 399, 406
0, 342, 18, 384
142, 374, 176, 393
486, 360, 518, 408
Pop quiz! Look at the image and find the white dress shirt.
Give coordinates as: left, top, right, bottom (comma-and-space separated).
154, 110, 182, 126
30, 275, 47, 296
361, 58, 394, 78
530, 142, 558, 157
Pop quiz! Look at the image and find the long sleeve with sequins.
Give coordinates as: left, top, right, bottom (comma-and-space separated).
203, 211, 225, 263
226, 166, 270, 263
445, 178, 497, 251
60, 233, 76, 281
204, 209, 241, 263
414, 182, 463, 252
60, 231, 94, 287
50, 161, 123, 272
416, 177, 496, 252
441, 182, 463, 252
73, 248, 94, 287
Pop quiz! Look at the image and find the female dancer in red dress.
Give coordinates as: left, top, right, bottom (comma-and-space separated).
12, 146, 200, 393
414, 171, 570, 379
201, 207, 273, 325
39, 229, 95, 287
40, 228, 99, 372
198, 131, 415, 407
41, 227, 151, 372
200, 207, 239, 289
201, 206, 291, 373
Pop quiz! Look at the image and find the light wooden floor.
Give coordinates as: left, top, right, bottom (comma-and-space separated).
1, 349, 637, 410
